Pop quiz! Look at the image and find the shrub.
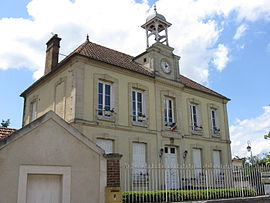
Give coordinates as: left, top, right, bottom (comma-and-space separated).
122, 188, 256, 202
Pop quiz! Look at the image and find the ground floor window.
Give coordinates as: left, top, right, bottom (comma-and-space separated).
96, 138, 113, 154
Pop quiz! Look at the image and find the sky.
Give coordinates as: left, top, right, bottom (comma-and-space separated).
0, 0, 270, 158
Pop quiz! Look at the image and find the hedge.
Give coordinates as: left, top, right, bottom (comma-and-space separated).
122, 188, 256, 202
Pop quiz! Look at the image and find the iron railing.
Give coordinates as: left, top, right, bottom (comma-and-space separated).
121, 164, 270, 202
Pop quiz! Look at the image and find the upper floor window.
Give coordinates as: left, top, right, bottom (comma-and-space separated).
30, 101, 37, 122
98, 81, 114, 117
164, 97, 176, 129
164, 98, 173, 123
132, 89, 146, 123
190, 103, 202, 132
210, 108, 220, 136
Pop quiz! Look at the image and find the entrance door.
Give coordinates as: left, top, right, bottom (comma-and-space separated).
164, 146, 179, 189
26, 174, 62, 203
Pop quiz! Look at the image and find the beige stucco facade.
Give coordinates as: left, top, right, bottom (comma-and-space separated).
21, 46, 231, 167
0, 112, 106, 203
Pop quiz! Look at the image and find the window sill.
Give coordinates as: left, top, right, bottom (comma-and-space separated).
191, 130, 203, 135
97, 115, 116, 122
212, 134, 221, 138
132, 121, 148, 128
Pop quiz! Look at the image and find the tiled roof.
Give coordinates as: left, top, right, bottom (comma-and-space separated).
179, 75, 228, 99
73, 40, 228, 99
21, 39, 228, 100
0, 127, 17, 140
72, 40, 153, 76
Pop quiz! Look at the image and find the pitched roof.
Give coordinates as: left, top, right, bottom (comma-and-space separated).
21, 39, 228, 100
179, 75, 228, 99
0, 111, 105, 155
72, 40, 228, 99
0, 127, 17, 140
72, 40, 153, 77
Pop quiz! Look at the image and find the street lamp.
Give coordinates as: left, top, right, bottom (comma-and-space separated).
247, 141, 253, 165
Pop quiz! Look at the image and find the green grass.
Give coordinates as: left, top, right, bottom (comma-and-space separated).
122, 188, 256, 202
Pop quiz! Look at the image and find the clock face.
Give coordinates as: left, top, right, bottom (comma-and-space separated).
161, 60, 171, 73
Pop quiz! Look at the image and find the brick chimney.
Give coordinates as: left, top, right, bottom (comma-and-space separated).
44, 34, 61, 74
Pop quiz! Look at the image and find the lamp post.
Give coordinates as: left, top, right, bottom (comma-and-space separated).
247, 141, 253, 165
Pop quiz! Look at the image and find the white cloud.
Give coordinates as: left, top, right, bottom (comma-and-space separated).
233, 24, 248, 40
230, 106, 270, 158
212, 44, 229, 71
0, 0, 270, 81
267, 43, 270, 52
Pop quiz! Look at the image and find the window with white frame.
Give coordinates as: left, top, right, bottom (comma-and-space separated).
96, 139, 113, 154
132, 143, 147, 183
30, 101, 37, 122
190, 103, 202, 131
98, 81, 114, 117
192, 149, 202, 178
132, 89, 146, 123
213, 150, 221, 178
210, 108, 220, 135
164, 97, 175, 127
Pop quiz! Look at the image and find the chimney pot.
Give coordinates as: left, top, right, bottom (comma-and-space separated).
44, 34, 61, 75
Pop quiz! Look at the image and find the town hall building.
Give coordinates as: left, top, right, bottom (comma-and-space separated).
20, 8, 232, 177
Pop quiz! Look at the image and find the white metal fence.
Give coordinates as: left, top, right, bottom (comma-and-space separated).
121, 164, 270, 202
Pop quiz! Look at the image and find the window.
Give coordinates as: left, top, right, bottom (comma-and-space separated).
30, 101, 37, 122
96, 139, 113, 154
192, 149, 202, 178
210, 108, 220, 136
213, 150, 221, 178
190, 103, 202, 132
164, 98, 175, 127
98, 81, 113, 117
132, 143, 147, 183
132, 89, 146, 123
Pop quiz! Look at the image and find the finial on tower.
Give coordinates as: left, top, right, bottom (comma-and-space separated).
86, 34, 89, 41
154, 4, 157, 14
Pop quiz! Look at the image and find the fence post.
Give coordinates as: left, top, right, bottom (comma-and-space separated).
104, 153, 123, 203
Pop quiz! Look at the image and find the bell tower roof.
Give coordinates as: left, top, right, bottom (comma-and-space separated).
141, 5, 171, 48
146, 5, 167, 22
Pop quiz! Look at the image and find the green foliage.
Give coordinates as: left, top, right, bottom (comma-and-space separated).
122, 188, 256, 202
1, 119, 10, 127
264, 131, 270, 139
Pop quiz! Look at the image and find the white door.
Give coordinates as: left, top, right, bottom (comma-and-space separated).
164, 146, 179, 189
132, 143, 147, 183
96, 139, 113, 154
26, 174, 62, 203
192, 149, 202, 178
213, 150, 221, 178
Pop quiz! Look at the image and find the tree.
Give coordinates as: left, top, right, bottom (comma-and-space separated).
264, 131, 270, 139
1, 119, 10, 127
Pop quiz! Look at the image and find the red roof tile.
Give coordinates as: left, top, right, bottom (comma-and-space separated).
0, 127, 17, 140
21, 39, 228, 100
72, 40, 153, 76
179, 75, 229, 99
73, 40, 228, 99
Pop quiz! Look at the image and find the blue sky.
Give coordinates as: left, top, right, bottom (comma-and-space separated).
0, 0, 270, 158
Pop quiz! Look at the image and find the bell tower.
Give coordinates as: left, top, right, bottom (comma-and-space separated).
134, 6, 180, 81
141, 5, 171, 48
